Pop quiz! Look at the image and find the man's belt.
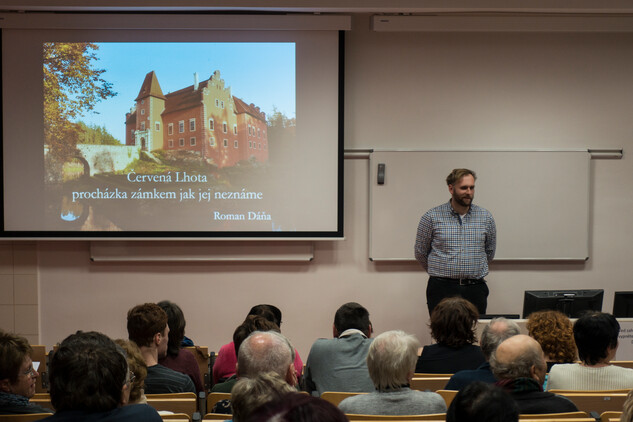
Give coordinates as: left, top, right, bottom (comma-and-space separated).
432, 276, 485, 286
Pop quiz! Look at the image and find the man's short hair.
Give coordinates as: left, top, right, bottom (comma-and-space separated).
50, 331, 128, 413
233, 315, 280, 359
231, 372, 296, 422
367, 330, 420, 391
333, 302, 370, 336
574, 311, 620, 365
480, 318, 521, 360
489, 336, 543, 380
237, 331, 294, 379
446, 168, 476, 186
127, 303, 168, 347
0, 330, 32, 384
447, 381, 519, 422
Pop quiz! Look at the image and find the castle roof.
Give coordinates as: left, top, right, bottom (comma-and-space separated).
135, 71, 166, 102
162, 80, 210, 115
233, 96, 266, 122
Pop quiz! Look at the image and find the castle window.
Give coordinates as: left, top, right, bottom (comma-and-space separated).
249, 141, 252, 149
258, 143, 261, 150
178, 120, 184, 133
140, 121, 145, 130
233, 124, 237, 135
248, 125, 252, 136
221, 101, 225, 109
179, 138, 185, 147
223, 122, 227, 133
168, 139, 173, 148
189, 118, 196, 131
209, 137, 215, 146
209, 119, 214, 130
258, 128, 261, 138
223, 139, 228, 147
215, 99, 219, 107
155, 122, 160, 131
234, 140, 238, 148
140, 109, 145, 115
168, 123, 173, 135
190, 137, 196, 146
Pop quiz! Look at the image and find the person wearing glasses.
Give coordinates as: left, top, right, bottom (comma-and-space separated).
41, 331, 161, 422
0, 330, 51, 415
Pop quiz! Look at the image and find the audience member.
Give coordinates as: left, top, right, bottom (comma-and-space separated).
304, 302, 374, 396
127, 303, 195, 394
490, 334, 578, 414
250, 392, 348, 422
114, 339, 148, 405
445, 317, 521, 390
231, 372, 296, 422
41, 331, 161, 421
339, 330, 446, 415
416, 297, 485, 373
0, 330, 51, 415
211, 315, 279, 393
621, 389, 633, 422
446, 381, 519, 422
526, 310, 577, 371
548, 311, 633, 390
156, 300, 204, 393
212, 330, 298, 414
212, 304, 304, 384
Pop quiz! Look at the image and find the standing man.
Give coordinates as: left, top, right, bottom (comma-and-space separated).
414, 168, 496, 315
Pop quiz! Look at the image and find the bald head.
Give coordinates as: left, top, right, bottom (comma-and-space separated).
237, 331, 296, 386
490, 334, 546, 384
480, 317, 521, 360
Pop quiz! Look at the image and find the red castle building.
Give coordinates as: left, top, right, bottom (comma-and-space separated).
125, 70, 268, 168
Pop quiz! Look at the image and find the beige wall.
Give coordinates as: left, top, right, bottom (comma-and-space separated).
7, 14, 633, 360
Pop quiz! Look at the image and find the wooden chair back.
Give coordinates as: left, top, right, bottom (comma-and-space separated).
611, 361, 633, 369
206, 392, 231, 413
345, 414, 446, 421
30, 393, 53, 411
160, 413, 192, 421
0, 414, 54, 421
517, 411, 589, 419
146, 392, 197, 417
30, 345, 48, 393
321, 391, 367, 407
599, 411, 623, 422
551, 391, 629, 414
184, 346, 210, 392
203, 413, 232, 420
410, 377, 451, 392
413, 373, 454, 378
519, 419, 596, 422
435, 389, 458, 407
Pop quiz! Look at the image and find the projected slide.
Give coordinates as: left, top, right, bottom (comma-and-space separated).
42, 42, 297, 232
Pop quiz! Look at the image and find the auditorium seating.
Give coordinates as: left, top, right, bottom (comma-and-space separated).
410, 377, 451, 392
146, 392, 198, 418
205, 392, 231, 413
517, 412, 590, 419
434, 389, 458, 407
321, 391, 367, 406
547, 391, 630, 414
30, 345, 49, 394
0, 414, 54, 421
160, 413, 192, 421
345, 413, 446, 421
184, 346, 212, 392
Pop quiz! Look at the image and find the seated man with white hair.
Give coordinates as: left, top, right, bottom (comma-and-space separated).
338, 330, 446, 416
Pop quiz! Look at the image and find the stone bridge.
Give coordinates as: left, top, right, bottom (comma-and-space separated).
74, 144, 141, 177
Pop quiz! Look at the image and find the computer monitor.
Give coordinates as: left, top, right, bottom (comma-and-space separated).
522, 289, 604, 318
613, 291, 633, 317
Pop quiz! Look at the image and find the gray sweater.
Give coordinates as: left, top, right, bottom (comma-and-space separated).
338, 388, 447, 416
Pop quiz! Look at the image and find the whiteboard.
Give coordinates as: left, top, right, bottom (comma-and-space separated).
369, 150, 590, 261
